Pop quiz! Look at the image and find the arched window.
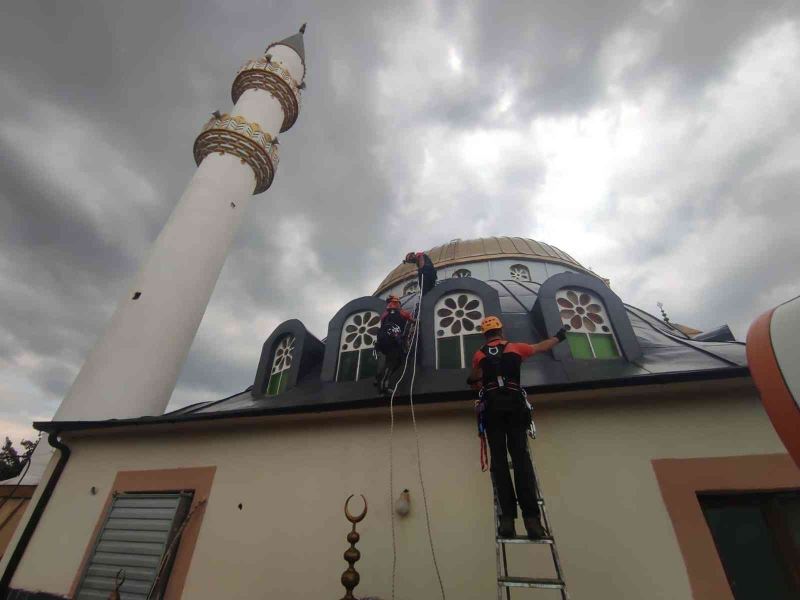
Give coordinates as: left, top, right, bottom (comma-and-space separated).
435, 293, 484, 368
337, 311, 380, 381
509, 264, 531, 282
557, 288, 620, 359
452, 268, 471, 279
267, 335, 295, 395
403, 280, 420, 296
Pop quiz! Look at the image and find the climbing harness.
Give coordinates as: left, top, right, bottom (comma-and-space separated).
387, 274, 446, 600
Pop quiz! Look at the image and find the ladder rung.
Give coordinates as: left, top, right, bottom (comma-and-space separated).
497, 535, 553, 545
498, 576, 564, 589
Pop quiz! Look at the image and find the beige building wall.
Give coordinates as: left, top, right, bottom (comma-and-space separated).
6, 379, 788, 599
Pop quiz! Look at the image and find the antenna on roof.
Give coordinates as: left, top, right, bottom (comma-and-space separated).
657, 302, 670, 324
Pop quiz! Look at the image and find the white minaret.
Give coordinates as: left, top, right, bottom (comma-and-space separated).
18, 27, 307, 484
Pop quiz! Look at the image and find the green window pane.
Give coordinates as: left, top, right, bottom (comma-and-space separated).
358, 349, 378, 380
337, 351, 359, 382
589, 334, 620, 359
701, 496, 799, 600
437, 337, 462, 369
267, 371, 290, 396
566, 332, 593, 359
277, 369, 289, 393
266, 372, 282, 396
463, 334, 485, 367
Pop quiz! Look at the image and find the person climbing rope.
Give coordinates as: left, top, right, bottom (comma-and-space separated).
403, 251, 437, 296
467, 316, 567, 540
375, 295, 415, 394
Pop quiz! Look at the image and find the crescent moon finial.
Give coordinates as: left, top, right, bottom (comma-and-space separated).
344, 494, 368, 523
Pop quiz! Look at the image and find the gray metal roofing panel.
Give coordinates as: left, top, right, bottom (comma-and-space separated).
633, 345, 737, 373
694, 325, 736, 342
625, 305, 692, 338
486, 280, 537, 313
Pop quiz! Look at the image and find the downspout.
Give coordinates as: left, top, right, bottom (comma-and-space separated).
0, 432, 71, 595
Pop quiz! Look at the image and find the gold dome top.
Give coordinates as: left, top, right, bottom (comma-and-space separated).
375, 236, 591, 294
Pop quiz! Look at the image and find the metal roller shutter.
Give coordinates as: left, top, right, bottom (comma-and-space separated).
74, 492, 192, 600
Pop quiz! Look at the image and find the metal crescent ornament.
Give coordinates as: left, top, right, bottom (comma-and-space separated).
344, 494, 368, 523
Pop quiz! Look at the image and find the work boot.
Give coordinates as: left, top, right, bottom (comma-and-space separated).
497, 516, 515, 538
523, 517, 547, 540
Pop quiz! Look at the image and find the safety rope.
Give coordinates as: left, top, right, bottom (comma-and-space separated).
405, 281, 446, 600
388, 289, 420, 600
387, 273, 446, 600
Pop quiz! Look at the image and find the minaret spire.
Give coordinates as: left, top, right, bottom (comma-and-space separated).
18, 30, 308, 484
266, 24, 306, 71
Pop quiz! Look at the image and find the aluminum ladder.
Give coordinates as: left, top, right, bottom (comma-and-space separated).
492, 418, 569, 599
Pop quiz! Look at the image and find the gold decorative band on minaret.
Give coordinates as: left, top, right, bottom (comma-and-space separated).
231, 57, 301, 132
193, 114, 279, 194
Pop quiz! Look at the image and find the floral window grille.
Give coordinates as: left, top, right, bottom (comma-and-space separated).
452, 269, 472, 279
403, 280, 420, 296
556, 289, 620, 359
509, 264, 531, 282
435, 293, 485, 369
267, 335, 295, 396
337, 311, 380, 382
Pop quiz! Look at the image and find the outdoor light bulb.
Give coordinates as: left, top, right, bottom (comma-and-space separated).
395, 489, 410, 517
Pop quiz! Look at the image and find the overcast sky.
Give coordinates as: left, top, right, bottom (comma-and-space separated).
1, 0, 799, 442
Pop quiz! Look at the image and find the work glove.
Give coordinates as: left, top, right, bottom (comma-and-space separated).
555, 327, 567, 342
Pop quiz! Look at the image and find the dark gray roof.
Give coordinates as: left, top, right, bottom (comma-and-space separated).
35, 278, 749, 434
268, 25, 305, 65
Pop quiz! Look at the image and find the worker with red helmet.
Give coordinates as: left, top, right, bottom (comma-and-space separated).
467, 315, 567, 539
375, 295, 415, 394
403, 251, 437, 295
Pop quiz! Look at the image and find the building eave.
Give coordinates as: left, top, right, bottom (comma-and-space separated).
34, 366, 750, 436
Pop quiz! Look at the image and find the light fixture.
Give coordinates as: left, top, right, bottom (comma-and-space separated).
394, 489, 410, 517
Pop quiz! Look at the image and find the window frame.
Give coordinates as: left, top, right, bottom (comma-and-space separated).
73, 491, 193, 600
698, 491, 800, 597
652, 454, 800, 600
532, 271, 642, 362
70, 467, 215, 600
418, 278, 502, 371
556, 288, 621, 360
336, 309, 380, 382
509, 263, 532, 282
266, 334, 295, 396
433, 291, 485, 369
322, 297, 385, 383
253, 319, 324, 397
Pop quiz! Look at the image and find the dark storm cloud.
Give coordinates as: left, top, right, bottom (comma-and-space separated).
1, 0, 799, 437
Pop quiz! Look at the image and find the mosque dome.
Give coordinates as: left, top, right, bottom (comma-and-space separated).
375, 236, 600, 296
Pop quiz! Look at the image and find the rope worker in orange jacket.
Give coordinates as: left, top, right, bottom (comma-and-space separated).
374, 295, 415, 394
467, 316, 567, 539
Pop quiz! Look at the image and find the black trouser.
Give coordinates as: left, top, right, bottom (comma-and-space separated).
419, 265, 436, 296
485, 395, 540, 519
376, 344, 402, 387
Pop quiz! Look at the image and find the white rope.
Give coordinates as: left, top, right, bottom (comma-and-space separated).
406, 277, 446, 600
388, 286, 420, 600
387, 273, 446, 600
